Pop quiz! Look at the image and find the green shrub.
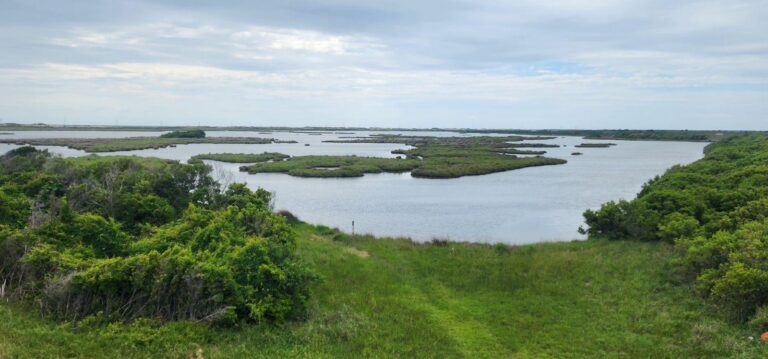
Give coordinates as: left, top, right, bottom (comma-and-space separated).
160, 129, 206, 138
657, 212, 700, 241
581, 134, 768, 322
494, 243, 510, 254
431, 238, 449, 246
0, 147, 316, 325
315, 225, 335, 236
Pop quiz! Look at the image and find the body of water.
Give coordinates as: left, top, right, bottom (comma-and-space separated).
0, 130, 706, 244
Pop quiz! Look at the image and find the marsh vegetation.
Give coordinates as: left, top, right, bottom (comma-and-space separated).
241, 134, 567, 178
575, 143, 617, 148
241, 155, 420, 178
189, 152, 290, 163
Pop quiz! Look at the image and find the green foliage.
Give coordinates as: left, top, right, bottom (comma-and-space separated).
657, 212, 699, 242
0, 187, 29, 228
0, 146, 50, 173
0, 147, 316, 324
493, 242, 510, 254
160, 129, 206, 138
581, 200, 659, 241
70, 213, 130, 257
582, 134, 768, 322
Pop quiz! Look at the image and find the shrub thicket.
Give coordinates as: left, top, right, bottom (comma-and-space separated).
0, 147, 315, 324
580, 134, 768, 321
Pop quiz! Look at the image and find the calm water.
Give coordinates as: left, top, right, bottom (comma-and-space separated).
0, 130, 706, 244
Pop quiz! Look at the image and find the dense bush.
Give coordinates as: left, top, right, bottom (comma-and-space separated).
160, 129, 206, 138
0, 147, 315, 324
580, 134, 768, 321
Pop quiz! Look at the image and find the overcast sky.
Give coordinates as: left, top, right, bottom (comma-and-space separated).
0, 0, 766, 129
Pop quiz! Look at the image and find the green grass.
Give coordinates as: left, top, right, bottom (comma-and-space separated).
190, 152, 290, 163
0, 137, 276, 152
2, 222, 766, 358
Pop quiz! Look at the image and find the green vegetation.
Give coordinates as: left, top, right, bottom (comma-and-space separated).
190, 152, 290, 164
0, 136, 276, 152
581, 134, 768, 324
243, 135, 567, 178
2, 222, 766, 357
160, 129, 206, 138
0, 147, 315, 324
2, 145, 768, 357
575, 143, 617, 148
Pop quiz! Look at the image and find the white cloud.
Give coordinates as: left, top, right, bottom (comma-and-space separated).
231, 28, 351, 54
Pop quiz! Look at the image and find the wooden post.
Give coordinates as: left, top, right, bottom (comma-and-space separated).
352, 220, 355, 238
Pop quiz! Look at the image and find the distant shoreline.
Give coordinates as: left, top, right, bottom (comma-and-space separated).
1, 124, 754, 142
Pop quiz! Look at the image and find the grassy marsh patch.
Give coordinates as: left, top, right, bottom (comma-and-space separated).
0, 137, 277, 152
575, 143, 617, 148
242, 135, 567, 179
190, 152, 290, 163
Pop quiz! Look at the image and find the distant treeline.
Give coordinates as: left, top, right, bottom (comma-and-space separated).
459, 129, 753, 142
0, 136, 277, 152
1, 123, 759, 142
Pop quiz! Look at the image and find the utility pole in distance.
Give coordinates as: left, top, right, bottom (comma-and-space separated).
352, 220, 355, 238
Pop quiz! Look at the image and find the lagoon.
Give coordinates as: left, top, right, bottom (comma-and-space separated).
0, 130, 706, 244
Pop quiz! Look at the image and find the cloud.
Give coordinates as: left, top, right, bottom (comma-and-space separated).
0, 0, 765, 129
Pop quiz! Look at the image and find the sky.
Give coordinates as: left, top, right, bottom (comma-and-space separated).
0, 0, 766, 129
